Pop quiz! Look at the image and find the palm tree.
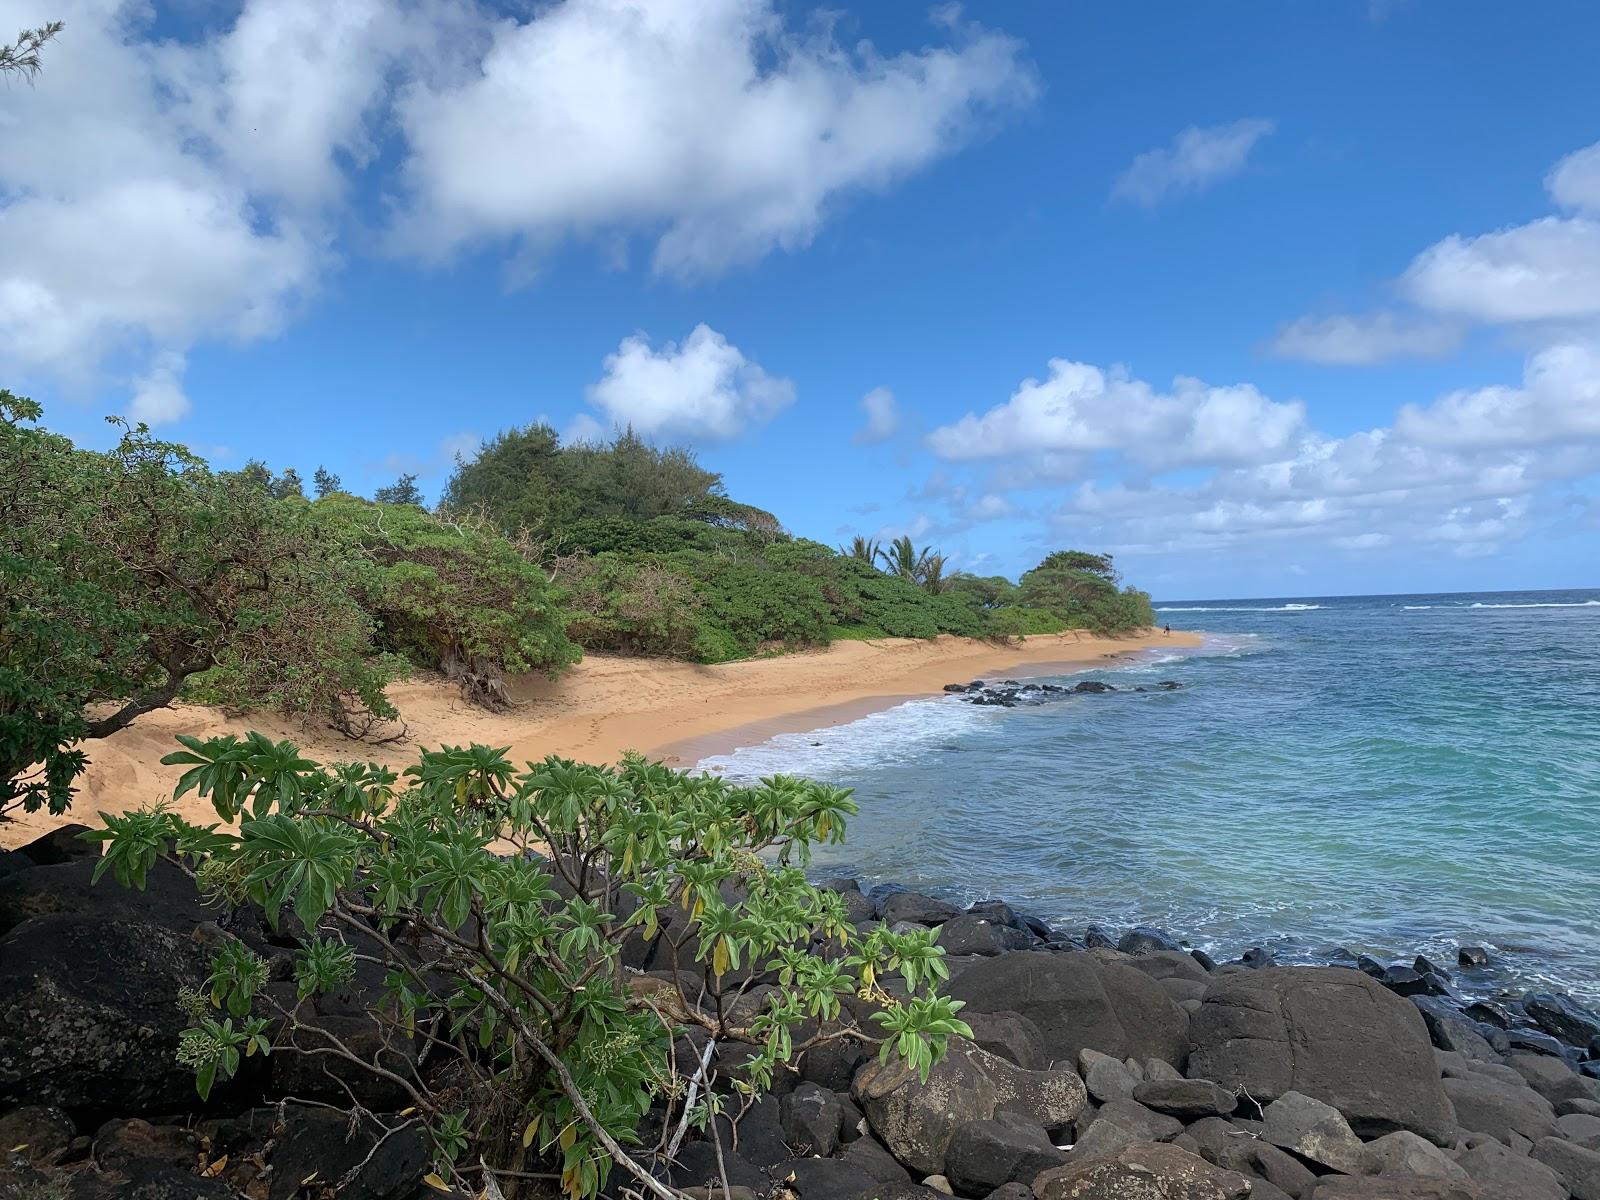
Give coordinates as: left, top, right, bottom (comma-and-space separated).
921, 553, 949, 594
877, 535, 931, 582
840, 535, 882, 563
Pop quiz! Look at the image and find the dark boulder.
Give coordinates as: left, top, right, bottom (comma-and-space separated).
852, 1041, 1085, 1177
1187, 966, 1456, 1145
949, 950, 1188, 1068
1381, 965, 1448, 997
0, 915, 211, 1115
0, 856, 215, 938
781, 1082, 844, 1158
1440, 1074, 1558, 1143
1084, 925, 1117, 949
1508, 1052, 1591, 1104
879, 892, 961, 926
1071, 680, 1116, 694
0, 1104, 75, 1167
1307, 1180, 1495, 1198
1524, 992, 1600, 1050
780, 1156, 877, 1197
1458, 945, 1490, 968
967, 900, 1023, 929
1532, 1137, 1600, 1200
14, 824, 101, 866
945, 1116, 1067, 1194
1260, 1090, 1367, 1174
1118, 926, 1181, 955
938, 915, 1033, 957
1411, 996, 1503, 1061
1132, 1078, 1237, 1120
822, 879, 879, 925
964, 1011, 1049, 1070
1034, 1142, 1251, 1200
1456, 1136, 1566, 1200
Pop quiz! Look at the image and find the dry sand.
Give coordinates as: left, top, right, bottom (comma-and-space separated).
1, 629, 1199, 848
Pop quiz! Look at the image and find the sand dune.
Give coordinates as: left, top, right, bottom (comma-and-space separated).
1, 629, 1198, 848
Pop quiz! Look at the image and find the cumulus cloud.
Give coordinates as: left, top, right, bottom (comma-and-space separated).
0, 0, 1031, 417
854, 387, 900, 444
926, 358, 1304, 472
1547, 142, 1600, 215
1111, 118, 1275, 208
1400, 217, 1600, 324
393, 0, 1036, 276
1269, 312, 1463, 365
1395, 342, 1600, 449
127, 350, 190, 426
1040, 342, 1600, 561
1286, 139, 1600, 346
585, 324, 794, 441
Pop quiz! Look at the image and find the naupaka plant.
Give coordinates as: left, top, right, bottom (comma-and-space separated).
90, 734, 971, 1199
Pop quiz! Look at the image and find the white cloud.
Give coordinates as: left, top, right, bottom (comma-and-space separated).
1400, 217, 1600, 324
585, 324, 794, 441
393, 0, 1035, 276
1547, 142, 1600, 215
854, 386, 900, 444
926, 358, 1304, 472
1049, 362, 1600, 559
1269, 312, 1463, 365
127, 350, 190, 425
0, 0, 1029, 418
563, 413, 609, 445
439, 430, 482, 464
1277, 139, 1600, 349
1111, 118, 1275, 208
1395, 342, 1600, 449
0, 0, 394, 404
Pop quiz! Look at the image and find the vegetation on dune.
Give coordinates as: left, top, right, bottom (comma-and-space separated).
92, 736, 971, 1198
2, 395, 1153, 818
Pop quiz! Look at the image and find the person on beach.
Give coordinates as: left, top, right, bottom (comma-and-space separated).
1163, 623, 1171, 636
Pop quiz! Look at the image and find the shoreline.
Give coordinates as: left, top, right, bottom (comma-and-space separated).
0, 628, 1200, 848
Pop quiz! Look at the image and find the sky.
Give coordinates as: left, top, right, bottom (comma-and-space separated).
3, 0, 1599, 600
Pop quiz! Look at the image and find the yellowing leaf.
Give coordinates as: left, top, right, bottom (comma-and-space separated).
201, 1155, 228, 1177
558, 1122, 577, 1151
423, 1172, 453, 1192
521, 1116, 540, 1148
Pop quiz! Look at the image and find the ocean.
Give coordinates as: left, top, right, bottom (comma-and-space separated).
699, 588, 1600, 1004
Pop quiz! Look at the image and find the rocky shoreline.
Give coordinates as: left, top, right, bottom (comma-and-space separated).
3, 826, 1600, 1200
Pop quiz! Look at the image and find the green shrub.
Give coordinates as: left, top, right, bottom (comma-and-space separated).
92, 738, 972, 1199
308, 497, 579, 708
561, 555, 705, 657
1, 396, 394, 818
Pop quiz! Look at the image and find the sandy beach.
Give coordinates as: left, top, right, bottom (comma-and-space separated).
1, 629, 1198, 848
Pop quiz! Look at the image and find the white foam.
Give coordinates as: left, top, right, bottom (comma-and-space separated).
1468, 600, 1600, 609
1156, 604, 1322, 612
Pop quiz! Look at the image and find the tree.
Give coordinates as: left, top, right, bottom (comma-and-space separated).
93, 740, 971, 1199
442, 424, 723, 537
920, 552, 949, 594
236, 458, 272, 490
312, 465, 342, 498
269, 467, 304, 500
1, 398, 395, 820
840, 534, 882, 563
374, 472, 424, 506
877, 534, 932, 582
311, 496, 580, 708
1034, 550, 1117, 583
0, 20, 62, 79
1018, 548, 1153, 633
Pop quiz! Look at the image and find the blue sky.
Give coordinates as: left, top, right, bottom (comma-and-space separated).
4, 0, 1600, 598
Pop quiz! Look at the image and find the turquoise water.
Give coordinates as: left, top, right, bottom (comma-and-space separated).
700, 588, 1600, 1003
